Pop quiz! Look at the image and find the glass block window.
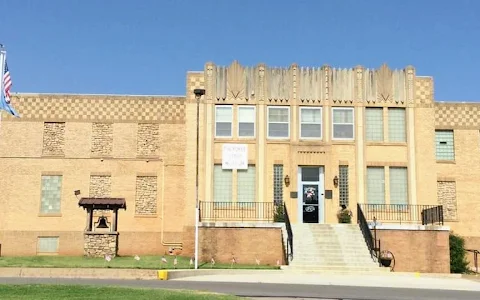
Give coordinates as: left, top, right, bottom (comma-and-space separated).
389, 167, 408, 205
365, 108, 383, 141
300, 107, 322, 139
237, 166, 256, 202
213, 165, 232, 202
435, 130, 455, 160
40, 175, 62, 214
37, 237, 59, 253
339, 166, 349, 206
273, 164, 284, 205
366, 167, 385, 204
388, 108, 406, 142
215, 105, 233, 137
238, 106, 255, 137
332, 107, 354, 140
267, 106, 290, 138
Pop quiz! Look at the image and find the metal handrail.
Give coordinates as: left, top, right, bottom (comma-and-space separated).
359, 204, 444, 225
284, 202, 293, 262
357, 204, 380, 265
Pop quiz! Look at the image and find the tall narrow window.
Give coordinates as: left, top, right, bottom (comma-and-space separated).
435, 130, 455, 160
365, 107, 383, 141
332, 108, 354, 140
389, 167, 408, 205
267, 106, 290, 138
213, 165, 232, 202
237, 165, 256, 203
215, 105, 233, 137
238, 106, 256, 137
40, 175, 62, 214
339, 166, 349, 206
273, 164, 284, 205
366, 167, 385, 204
388, 108, 406, 142
300, 107, 322, 139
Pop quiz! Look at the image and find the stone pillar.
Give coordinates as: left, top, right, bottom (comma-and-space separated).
84, 232, 118, 257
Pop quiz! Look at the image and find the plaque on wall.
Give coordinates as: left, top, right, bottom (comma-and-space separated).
325, 190, 333, 199
290, 191, 298, 199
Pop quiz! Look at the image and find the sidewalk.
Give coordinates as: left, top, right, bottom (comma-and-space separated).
172, 271, 480, 292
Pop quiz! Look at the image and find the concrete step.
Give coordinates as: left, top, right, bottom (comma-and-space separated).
282, 265, 388, 272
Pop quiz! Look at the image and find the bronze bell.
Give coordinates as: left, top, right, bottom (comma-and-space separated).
96, 216, 109, 229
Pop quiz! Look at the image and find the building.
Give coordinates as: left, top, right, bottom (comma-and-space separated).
0, 61, 478, 272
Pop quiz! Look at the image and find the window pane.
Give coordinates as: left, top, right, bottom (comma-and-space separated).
239, 107, 255, 122
390, 167, 408, 205
269, 123, 289, 137
366, 108, 383, 141
216, 123, 232, 137
301, 124, 321, 138
215, 106, 232, 122
237, 166, 256, 202
273, 164, 283, 205
388, 108, 406, 142
333, 109, 353, 123
301, 108, 321, 123
40, 175, 62, 214
213, 165, 232, 202
435, 130, 455, 160
339, 166, 349, 206
367, 167, 385, 204
269, 107, 289, 122
239, 123, 254, 137
301, 167, 319, 182
37, 237, 59, 253
333, 124, 354, 139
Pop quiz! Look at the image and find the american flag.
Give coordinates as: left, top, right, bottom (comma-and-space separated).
3, 61, 12, 103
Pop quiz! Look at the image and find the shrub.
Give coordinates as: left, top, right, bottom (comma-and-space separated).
449, 233, 469, 273
273, 204, 285, 223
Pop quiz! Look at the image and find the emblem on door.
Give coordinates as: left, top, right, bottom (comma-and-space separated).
305, 206, 315, 212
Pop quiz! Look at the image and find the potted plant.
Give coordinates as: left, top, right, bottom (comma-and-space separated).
337, 205, 352, 223
380, 251, 393, 268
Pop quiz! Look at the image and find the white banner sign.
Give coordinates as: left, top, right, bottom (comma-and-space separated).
222, 144, 248, 170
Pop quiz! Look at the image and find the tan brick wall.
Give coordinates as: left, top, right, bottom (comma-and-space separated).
137, 123, 159, 157
89, 175, 112, 197
375, 229, 450, 273
182, 226, 285, 266
135, 176, 157, 215
437, 181, 457, 220
91, 123, 113, 156
42, 122, 65, 156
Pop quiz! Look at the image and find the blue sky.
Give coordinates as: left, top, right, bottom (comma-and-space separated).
1, 0, 479, 101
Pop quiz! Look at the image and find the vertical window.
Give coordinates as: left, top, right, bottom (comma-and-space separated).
365, 108, 383, 141
40, 175, 62, 214
37, 237, 59, 253
237, 166, 256, 202
215, 105, 233, 137
238, 106, 256, 137
339, 166, 349, 206
273, 164, 284, 205
388, 108, 406, 142
332, 108, 354, 140
267, 106, 290, 138
389, 167, 408, 205
213, 165, 232, 202
300, 107, 322, 139
366, 167, 385, 204
435, 130, 455, 160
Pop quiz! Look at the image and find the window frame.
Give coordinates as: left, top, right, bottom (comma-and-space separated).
237, 105, 256, 138
435, 129, 455, 161
365, 107, 384, 142
331, 107, 355, 141
299, 106, 323, 140
388, 107, 406, 143
267, 106, 290, 139
214, 105, 233, 138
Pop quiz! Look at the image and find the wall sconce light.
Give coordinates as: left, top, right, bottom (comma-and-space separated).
333, 176, 339, 188
284, 175, 290, 187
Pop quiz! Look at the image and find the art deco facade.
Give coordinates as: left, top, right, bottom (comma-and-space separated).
0, 61, 478, 258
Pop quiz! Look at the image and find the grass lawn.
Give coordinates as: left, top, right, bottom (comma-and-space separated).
0, 285, 241, 299
0, 255, 280, 270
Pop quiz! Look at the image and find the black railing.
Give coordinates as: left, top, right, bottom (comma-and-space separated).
357, 204, 380, 265
199, 201, 275, 222
284, 202, 293, 262
359, 204, 444, 225
466, 249, 479, 273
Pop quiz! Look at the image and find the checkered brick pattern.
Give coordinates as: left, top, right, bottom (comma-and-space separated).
415, 77, 433, 104
5, 95, 186, 123
435, 103, 480, 128
187, 72, 205, 101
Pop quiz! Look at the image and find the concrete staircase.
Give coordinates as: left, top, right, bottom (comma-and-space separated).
282, 223, 389, 273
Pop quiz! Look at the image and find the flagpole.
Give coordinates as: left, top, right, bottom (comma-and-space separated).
0, 44, 6, 131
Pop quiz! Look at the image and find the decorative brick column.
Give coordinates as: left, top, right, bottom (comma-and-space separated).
84, 232, 118, 257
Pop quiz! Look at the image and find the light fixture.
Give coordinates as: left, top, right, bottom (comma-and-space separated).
284, 175, 290, 187
333, 176, 339, 188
